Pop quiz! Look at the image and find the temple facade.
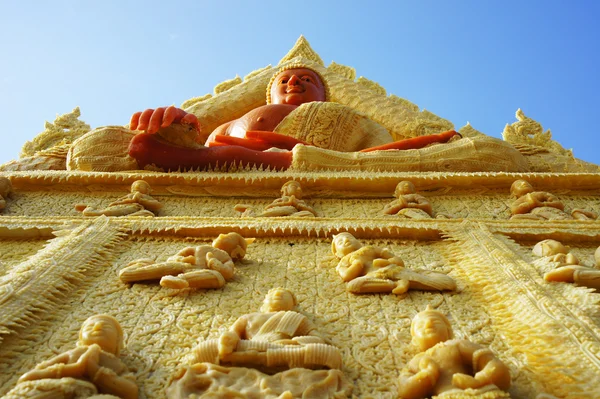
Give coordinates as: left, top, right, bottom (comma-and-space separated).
0, 37, 599, 399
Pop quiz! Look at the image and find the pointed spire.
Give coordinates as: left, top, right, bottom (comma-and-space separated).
278, 35, 324, 66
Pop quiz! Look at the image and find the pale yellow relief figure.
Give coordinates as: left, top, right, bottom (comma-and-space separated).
509, 179, 571, 220
398, 307, 511, 399
7, 315, 137, 399
383, 181, 450, 219
331, 233, 456, 294
167, 288, 347, 398
119, 232, 252, 289
75, 180, 162, 217
533, 239, 600, 291
0, 176, 13, 212
235, 180, 317, 218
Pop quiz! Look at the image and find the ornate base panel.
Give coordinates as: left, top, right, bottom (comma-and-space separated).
0, 171, 599, 398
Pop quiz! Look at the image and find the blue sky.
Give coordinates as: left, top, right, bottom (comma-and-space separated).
1, 1, 599, 166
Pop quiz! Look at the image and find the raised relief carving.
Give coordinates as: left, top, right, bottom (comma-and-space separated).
8, 315, 137, 399
75, 180, 162, 217
331, 233, 456, 295
0, 177, 13, 212
398, 307, 511, 399
119, 233, 252, 289
1, 107, 91, 171
509, 179, 570, 220
533, 239, 600, 291
236, 180, 317, 217
383, 181, 450, 219
166, 288, 350, 398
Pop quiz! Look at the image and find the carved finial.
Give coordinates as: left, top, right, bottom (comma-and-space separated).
502, 108, 572, 157
278, 35, 324, 66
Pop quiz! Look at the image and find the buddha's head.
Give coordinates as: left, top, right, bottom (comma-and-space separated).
261, 287, 297, 312
78, 314, 124, 355
131, 180, 151, 195
411, 306, 453, 352
532, 239, 569, 257
510, 179, 534, 198
212, 232, 254, 260
0, 177, 12, 198
281, 181, 303, 198
331, 232, 362, 259
266, 65, 328, 106
395, 181, 416, 197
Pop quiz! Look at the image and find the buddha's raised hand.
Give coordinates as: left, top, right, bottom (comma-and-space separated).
130, 106, 200, 134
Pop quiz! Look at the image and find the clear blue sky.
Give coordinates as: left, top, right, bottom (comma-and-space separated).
1, 1, 599, 166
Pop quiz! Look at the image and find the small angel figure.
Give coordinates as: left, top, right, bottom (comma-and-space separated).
119, 232, 253, 289
235, 180, 317, 218
398, 307, 511, 399
509, 179, 570, 220
331, 233, 456, 295
14, 315, 137, 399
533, 239, 600, 290
75, 180, 162, 217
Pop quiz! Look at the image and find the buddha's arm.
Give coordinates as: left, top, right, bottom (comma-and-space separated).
119, 260, 191, 283
206, 251, 235, 280
398, 354, 439, 399
18, 347, 90, 382
336, 256, 365, 282
361, 130, 459, 152
453, 340, 510, 390
219, 315, 249, 356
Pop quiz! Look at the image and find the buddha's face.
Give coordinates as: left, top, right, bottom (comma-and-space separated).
270, 68, 326, 106
510, 180, 534, 198
79, 315, 122, 355
411, 311, 451, 351
332, 233, 362, 258
395, 181, 416, 196
282, 181, 302, 197
131, 180, 151, 195
263, 288, 295, 312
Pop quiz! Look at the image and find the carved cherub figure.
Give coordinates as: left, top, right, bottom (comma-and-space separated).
75, 180, 162, 217
398, 307, 511, 399
119, 233, 253, 289
235, 180, 317, 218
189, 287, 341, 371
0, 176, 13, 212
383, 181, 435, 219
331, 233, 456, 295
533, 239, 600, 290
509, 179, 570, 220
15, 315, 138, 399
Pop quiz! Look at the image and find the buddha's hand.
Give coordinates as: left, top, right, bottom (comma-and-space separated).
417, 356, 440, 385
218, 331, 240, 357
452, 372, 485, 390
130, 106, 200, 135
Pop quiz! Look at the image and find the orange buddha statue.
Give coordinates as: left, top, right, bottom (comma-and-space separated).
128, 66, 460, 171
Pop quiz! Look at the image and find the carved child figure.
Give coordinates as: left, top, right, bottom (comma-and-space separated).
398, 307, 511, 399
190, 287, 342, 371
533, 239, 600, 290
0, 176, 13, 212
119, 232, 253, 289
331, 233, 456, 295
509, 179, 570, 220
236, 180, 317, 217
383, 181, 436, 219
75, 180, 162, 217
14, 315, 138, 399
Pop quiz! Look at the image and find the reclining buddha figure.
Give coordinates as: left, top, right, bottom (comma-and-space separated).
331, 233, 456, 295
125, 61, 527, 173
8, 315, 137, 399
